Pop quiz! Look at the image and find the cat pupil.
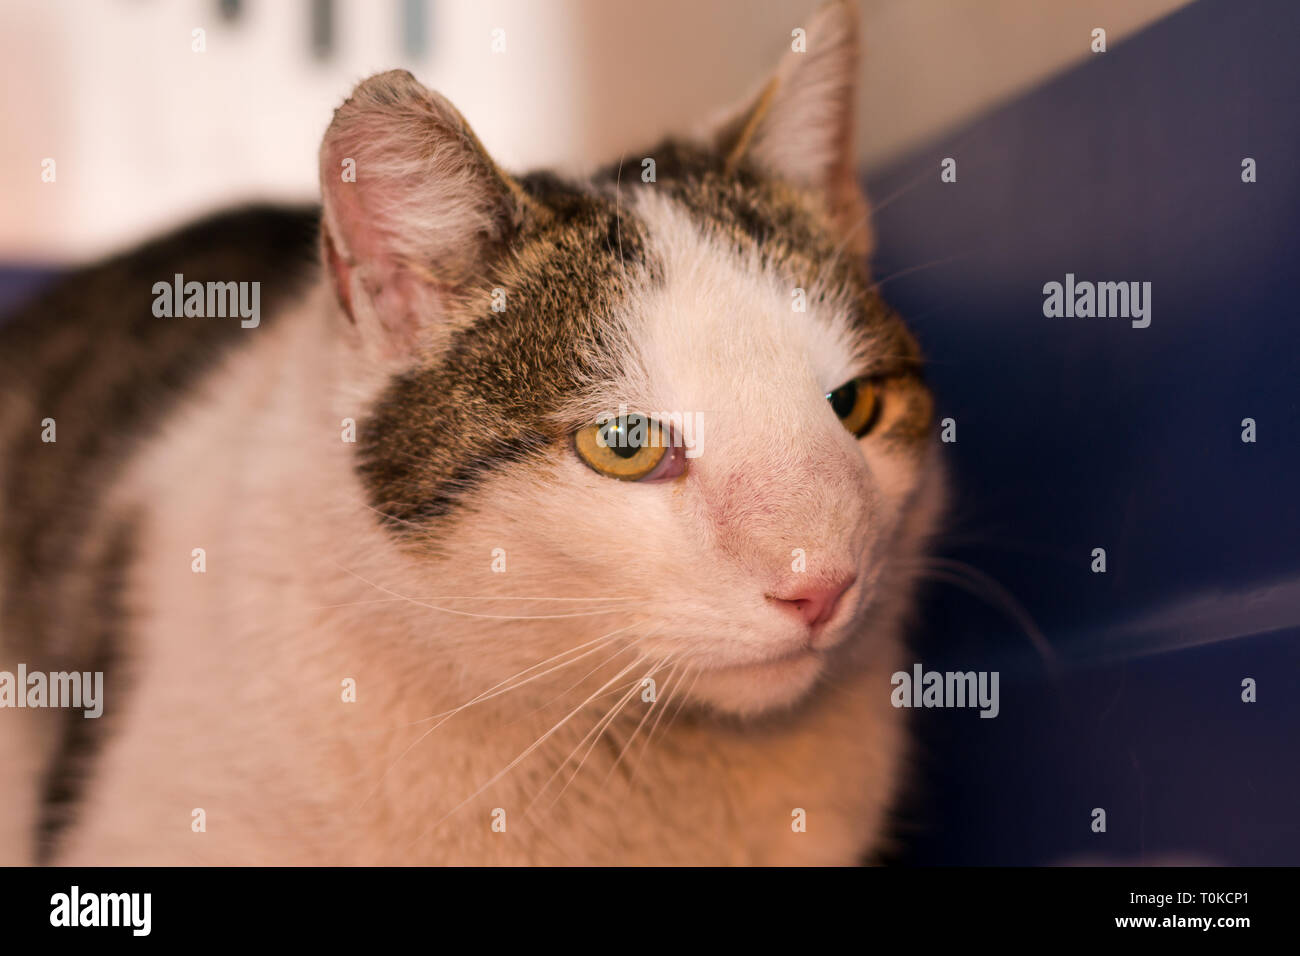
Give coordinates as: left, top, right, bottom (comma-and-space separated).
600, 419, 643, 459
827, 381, 857, 419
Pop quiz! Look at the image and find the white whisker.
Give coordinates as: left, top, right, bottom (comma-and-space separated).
409, 652, 652, 843
326, 559, 641, 620
530, 652, 673, 814
355, 620, 646, 810
602, 658, 679, 788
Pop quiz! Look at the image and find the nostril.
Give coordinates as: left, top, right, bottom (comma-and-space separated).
768, 576, 856, 630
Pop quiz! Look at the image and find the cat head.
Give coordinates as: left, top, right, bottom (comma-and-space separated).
318, 1, 941, 718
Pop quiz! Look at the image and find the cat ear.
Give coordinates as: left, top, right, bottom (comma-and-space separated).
712, 0, 870, 256
319, 70, 529, 357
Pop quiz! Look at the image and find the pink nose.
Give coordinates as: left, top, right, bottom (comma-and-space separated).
768, 576, 855, 630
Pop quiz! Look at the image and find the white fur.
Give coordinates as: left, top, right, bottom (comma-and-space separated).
33, 187, 944, 864
6, 1, 946, 865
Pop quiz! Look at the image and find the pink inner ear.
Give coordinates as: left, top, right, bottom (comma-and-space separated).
317, 71, 526, 356
321, 152, 431, 348
322, 226, 356, 322
323, 169, 457, 356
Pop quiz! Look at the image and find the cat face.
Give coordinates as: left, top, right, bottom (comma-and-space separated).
320, 2, 941, 717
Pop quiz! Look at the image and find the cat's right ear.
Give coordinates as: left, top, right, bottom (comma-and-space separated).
319, 70, 530, 358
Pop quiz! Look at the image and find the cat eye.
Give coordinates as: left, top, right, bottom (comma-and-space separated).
574, 414, 685, 482
826, 377, 883, 437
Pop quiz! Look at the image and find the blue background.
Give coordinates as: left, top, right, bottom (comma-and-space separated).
866, 0, 1299, 864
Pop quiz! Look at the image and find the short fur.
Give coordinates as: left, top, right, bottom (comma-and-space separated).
0, 1, 943, 865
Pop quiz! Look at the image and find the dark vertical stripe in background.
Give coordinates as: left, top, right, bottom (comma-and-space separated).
310, 0, 334, 61
403, 0, 428, 61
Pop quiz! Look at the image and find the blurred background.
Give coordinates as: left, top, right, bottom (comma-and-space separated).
1, 0, 1187, 261
3, 0, 1297, 866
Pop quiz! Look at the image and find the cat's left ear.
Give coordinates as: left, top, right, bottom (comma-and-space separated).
710, 0, 871, 257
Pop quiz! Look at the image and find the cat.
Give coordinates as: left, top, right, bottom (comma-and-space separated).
0, 0, 944, 865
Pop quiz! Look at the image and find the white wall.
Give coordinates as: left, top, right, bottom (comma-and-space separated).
0, 0, 586, 261
0, 0, 1190, 263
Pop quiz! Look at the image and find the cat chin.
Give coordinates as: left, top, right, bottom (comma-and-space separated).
687, 650, 826, 717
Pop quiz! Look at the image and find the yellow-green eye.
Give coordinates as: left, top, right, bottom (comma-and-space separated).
826, 377, 883, 437
575, 414, 675, 481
